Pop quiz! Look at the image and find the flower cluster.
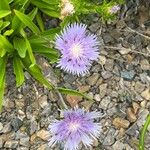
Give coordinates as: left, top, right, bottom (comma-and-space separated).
48, 109, 102, 150
109, 5, 120, 14
55, 23, 99, 76
60, 0, 75, 19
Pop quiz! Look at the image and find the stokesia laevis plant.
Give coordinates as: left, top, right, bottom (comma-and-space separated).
55, 23, 99, 76
48, 108, 102, 150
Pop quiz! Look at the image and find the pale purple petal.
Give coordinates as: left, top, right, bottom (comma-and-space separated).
48, 108, 102, 150
55, 23, 99, 76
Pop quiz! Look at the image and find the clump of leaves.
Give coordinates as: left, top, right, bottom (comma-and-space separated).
0, 0, 91, 111
60, 0, 124, 26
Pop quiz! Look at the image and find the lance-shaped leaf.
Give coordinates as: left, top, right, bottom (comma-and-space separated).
0, 56, 7, 111
13, 37, 27, 58
0, 10, 11, 19
57, 87, 93, 101
14, 9, 40, 34
21, 54, 54, 90
0, 35, 13, 52
13, 57, 25, 87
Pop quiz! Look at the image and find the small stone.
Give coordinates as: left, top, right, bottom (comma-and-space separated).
89, 22, 100, 32
66, 95, 82, 107
112, 141, 125, 150
86, 73, 99, 86
0, 122, 3, 132
30, 118, 38, 135
136, 109, 149, 127
98, 55, 106, 65
141, 88, 150, 100
78, 85, 90, 93
119, 48, 131, 55
140, 59, 150, 70
37, 144, 48, 150
81, 101, 94, 110
100, 96, 111, 110
20, 137, 30, 147
36, 129, 50, 141
104, 59, 114, 71
18, 110, 26, 121
93, 139, 99, 147
103, 34, 114, 44
140, 100, 147, 108
116, 20, 126, 29
132, 102, 140, 114
99, 83, 107, 98
121, 70, 135, 80
94, 94, 101, 102
30, 133, 36, 144
126, 123, 138, 136
64, 74, 76, 84
0, 137, 3, 148
117, 128, 125, 139
2, 123, 12, 133
4, 140, 18, 148
126, 108, 137, 122
101, 71, 113, 79
134, 81, 145, 93
11, 118, 23, 132
113, 117, 130, 129
103, 128, 116, 145
38, 95, 48, 108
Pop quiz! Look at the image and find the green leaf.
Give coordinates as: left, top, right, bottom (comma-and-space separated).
0, 0, 10, 11
13, 37, 27, 58
29, 64, 54, 89
36, 11, 45, 32
25, 39, 36, 64
21, 52, 54, 90
0, 56, 7, 111
31, 44, 58, 55
29, 27, 60, 44
40, 8, 60, 18
0, 35, 13, 52
0, 10, 11, 19
57, 87, 93, 101
14, 9, 40, 34
0, 21, 10, 31
13, 57, 25, 87
139, 115, 150, 150
0, 49, 6, 57
3, 29, 14, 36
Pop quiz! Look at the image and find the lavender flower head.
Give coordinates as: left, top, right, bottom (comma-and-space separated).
55, 23, 99, 76
109, 5, 120, 14
48, 109, 102, 150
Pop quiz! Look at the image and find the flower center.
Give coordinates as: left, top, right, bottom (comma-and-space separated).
69, 122, 80, 132
71, 43, 82, 58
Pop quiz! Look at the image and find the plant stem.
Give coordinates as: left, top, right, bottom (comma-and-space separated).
139, 114, 150, 150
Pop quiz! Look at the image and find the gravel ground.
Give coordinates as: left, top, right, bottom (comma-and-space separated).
0, 1, 150, 150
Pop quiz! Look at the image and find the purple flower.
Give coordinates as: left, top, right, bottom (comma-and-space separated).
109, 5, 120, 14
48, 109, 102, 150
55, 23, 99, 76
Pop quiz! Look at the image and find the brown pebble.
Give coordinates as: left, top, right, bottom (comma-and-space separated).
126, 108, 137, 123
113, 117, 130, 129
78, 85, 90, 93
66, 95, 82, 107
132, 102, 140, 114
36, 129, 50, 141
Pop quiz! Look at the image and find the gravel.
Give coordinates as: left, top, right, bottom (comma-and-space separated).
0, 2, 150, 150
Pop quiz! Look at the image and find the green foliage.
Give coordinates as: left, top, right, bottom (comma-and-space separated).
139, 115, 150, 150
0, 0, 60, 110
0, 0, 125, 111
